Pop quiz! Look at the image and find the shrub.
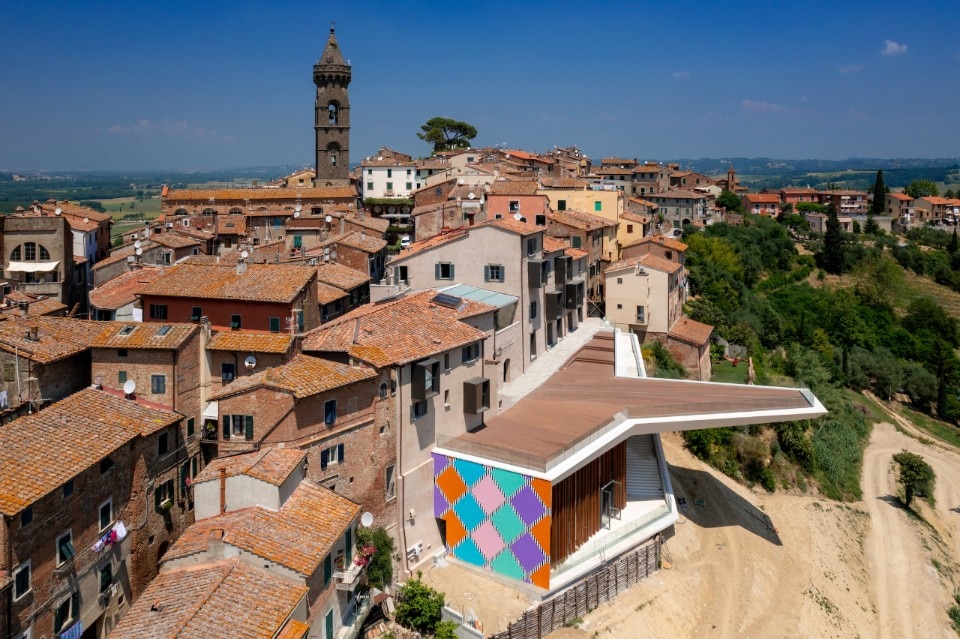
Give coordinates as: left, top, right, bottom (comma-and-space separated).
356, 526, 395, 590
395, 573, 445, 635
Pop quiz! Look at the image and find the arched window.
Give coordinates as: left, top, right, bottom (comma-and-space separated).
379, 382, 388, 400
174, 208, 189, 216
10, 245, 21, 261
24, 243, 36, 261
330, 153, 337, 166
327, 102, 338, 125
39, 245, 50, 260
228, 207, 243, 215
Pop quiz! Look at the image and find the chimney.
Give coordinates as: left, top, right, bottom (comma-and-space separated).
219, 467, 227, 513
18, 301, 28, 318
207, 528, 225, 559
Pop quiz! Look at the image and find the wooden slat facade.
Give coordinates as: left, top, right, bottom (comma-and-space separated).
549, 442, 626, 565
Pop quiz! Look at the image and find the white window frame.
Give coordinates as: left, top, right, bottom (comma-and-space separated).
56, 530, 73, 567
12, 561, 31, 600
385, 465, 396, 501
98, 498, 113, 533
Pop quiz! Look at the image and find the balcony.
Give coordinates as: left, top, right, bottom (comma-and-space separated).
333, 561, 366, 592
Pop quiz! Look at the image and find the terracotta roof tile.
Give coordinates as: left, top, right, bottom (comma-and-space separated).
317, 230, 386, 254
164, 186, 357, 201
109, 559, 307, 639
0, 297, 66, 318
620, 210, 651, 223
89, 267, 166, 310
150, 233, 201, 249
669, 317, 714, 345
0, 388, 181, 515
606, 254, 682, 275
391, 229, 468, 260
303, 291, 489, 367
195, 448, 306, 486
888, 192, 913, 201
165, 482, 359, 576
317, 281, 350, 304
275, 620, 310, 639
211, 354, 375, 400
315, 261, 370, 290
548, 209, 614, 230
539, 177, 590, 189
138, 262, 316, 304
489, 180, 539, 195
485, 217, 543, 236
542, 236, 567, 254
88, 321, 197, 350
215, 214, 247, 235
621, 235, 688, 253
205, 330, 294, 354
565, 247, 589, 259
743, 193, 780, 204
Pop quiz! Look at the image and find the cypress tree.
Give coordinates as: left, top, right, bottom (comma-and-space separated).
823, 203, 845, 274
870, 169, 886, 215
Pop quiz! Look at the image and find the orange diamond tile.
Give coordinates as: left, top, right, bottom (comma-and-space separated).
437, 466, 468, 505
530, 562, 551, 590
531, 478, 552, 509
444, 512, 468, 548
530, 516, 551, 557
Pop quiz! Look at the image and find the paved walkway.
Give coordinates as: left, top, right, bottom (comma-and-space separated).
497, 317, 609, 411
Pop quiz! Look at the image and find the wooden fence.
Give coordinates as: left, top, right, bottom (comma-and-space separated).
488, 537, 661, 639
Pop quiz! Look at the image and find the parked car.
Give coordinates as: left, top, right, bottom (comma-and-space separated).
400, 234, 411, 248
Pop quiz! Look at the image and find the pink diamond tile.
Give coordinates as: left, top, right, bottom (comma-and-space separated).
473, 520, 506, 561
473, 475, 506, 515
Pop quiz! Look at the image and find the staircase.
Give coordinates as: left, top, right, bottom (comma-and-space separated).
625, 435, 664, 500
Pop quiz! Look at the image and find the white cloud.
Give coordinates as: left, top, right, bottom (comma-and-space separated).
105, 119, 231, 141
671, 71, 690, 80
740, 99, 787, 114
838, 64, 864, 74
880, 40, 908, 56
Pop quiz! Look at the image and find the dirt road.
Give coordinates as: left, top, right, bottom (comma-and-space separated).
544, 420, 960, 639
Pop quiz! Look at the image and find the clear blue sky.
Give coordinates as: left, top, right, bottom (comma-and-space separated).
2, 0, 958, 171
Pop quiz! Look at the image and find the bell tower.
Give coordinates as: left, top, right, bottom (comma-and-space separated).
313, 26, 351, 185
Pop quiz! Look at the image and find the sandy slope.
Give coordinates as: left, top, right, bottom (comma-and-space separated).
546, 425, 960, 639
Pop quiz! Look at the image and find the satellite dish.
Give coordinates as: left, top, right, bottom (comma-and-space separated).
293, 211, 300, 218
457, 178, 464, 185
94, 375, 103, 386
134, 240, 142, 249
467, 192, 476, 200
514, 213, 523, 221
360, 512, 374, 527
325, 215, 333, 223
135, 248, 143, 256
244, 355, 257, 370
294, 204, 302, 212
83, 217, 89, 223
240, 250, 249, 259
55, 207, 62, 216
123, 380, 136, 395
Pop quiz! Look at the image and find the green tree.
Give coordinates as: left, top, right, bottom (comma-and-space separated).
892, 450, 935, 507
870, 170, 887, 214
864, 215, 882, 235
395, 573, 446, 635
821, 203, 844, 274
950, 229, 959, 254
355, 526, 395, 589
945, 189, 956, 199
904, 179, 939, 199
417, 117, 477, 154
796, 202, 825, 214
715, 190, 743, 213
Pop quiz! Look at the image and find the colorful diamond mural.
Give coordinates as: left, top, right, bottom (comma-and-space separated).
433, 452, 552, 589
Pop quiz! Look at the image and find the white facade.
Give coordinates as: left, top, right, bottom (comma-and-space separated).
361, 163, 418, 199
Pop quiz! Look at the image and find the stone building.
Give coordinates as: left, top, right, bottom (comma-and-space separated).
314, 27, 352, 185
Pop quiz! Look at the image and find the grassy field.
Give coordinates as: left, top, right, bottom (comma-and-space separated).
897, 269, 960, 318
98, 197, 162, 240
901, 406, 960, 448
847, 390, 887, 425
710, 359, 750, 384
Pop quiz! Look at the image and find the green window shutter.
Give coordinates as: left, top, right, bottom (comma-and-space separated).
435, 263, 441, 279
54, 600, 64, 632
155, 487, 162, 510
484, 265, 490, 281
222, 415, 230, 438
244, 416, 254, 440
346, 527, 353, 561
337, 443, 345, 464
324, 554, 332, 586
572, 236, 582, 248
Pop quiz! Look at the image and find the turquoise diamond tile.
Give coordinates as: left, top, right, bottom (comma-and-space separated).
491, 504, 526, 544
491, 549, 525, 581
491, 467, 527, 499
452, 493, 486, 531
454, 537, 485, 567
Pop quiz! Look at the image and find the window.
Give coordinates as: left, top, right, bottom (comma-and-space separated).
222, 414, 254, 440
324, 554, 333, 587
379, 382, 388, 399
149, 304, 168, 320
385, 465, 396, 500
435, 262, 454, 280
54, 591, 78, 634
221, 363, 236, 383
187, 417, 195, 438
3, 362, 14, 382
557, 199, 567, 211
13, 562, 30, 600
151, 374, 166, 394
530, 332, 537, 360
463, 377, 490, 415
101, 456, 115, 474
10, 245, 20, 261
572, 236, 582, 248
367, 169, 372, 175
320, 443, 344, 470
509, 200, 520, 212
406, 182, 412, 190
24, 242, 36, 261
57, 530, 75, 566
231, 314, 241, 329
636, 306, 646, 323
485, 264, 504, 282
158, 431, 169, 456
387, 169, 392, 178
191, 306, 202, 321
444, 353, 450, 371
20, 507, 32, 528
412, 399, 428, 419
324, 399, 337, 425
99, 499, 113, 532
366, 182, 373, 191
530, 301, 538, 320
395, 265, 408, 284
63, 480, 74, 498
412, 359, 440, 400
118, 370, 127, 384
154, 479, 174, 510
99, 563, 113, 593
526, 238, 537, 256
462, 342, 480, 363
119, 325, 135, 336
594, 201, 602, 212
269, 317, 281, 333
386, 182, 393, 191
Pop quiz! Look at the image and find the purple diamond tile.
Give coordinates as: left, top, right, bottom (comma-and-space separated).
511, 485, 546, 526
511, 533, 546, 574
433, 453, 450, 475
434, 484, 449, 518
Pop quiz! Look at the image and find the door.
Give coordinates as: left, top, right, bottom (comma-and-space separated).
325, 609, 334, 639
